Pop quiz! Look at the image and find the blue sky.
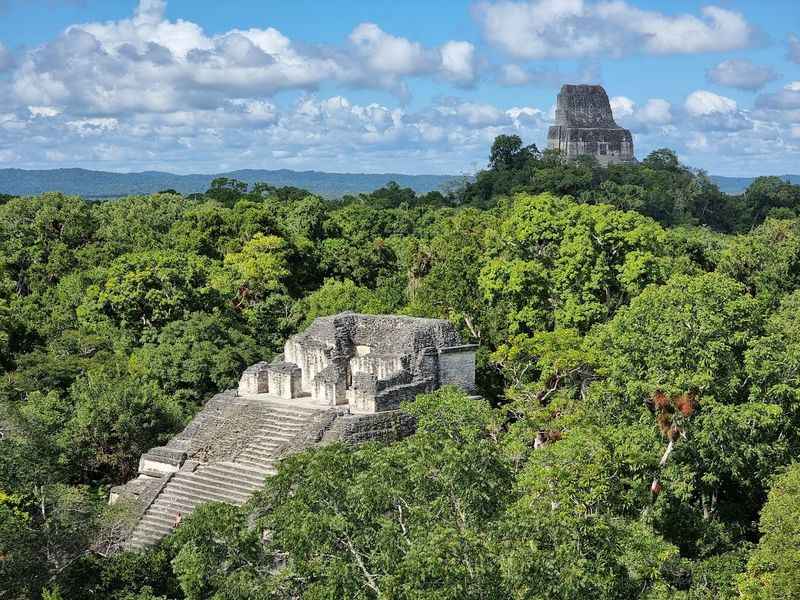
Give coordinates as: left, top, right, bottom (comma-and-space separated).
0, 0, 798, 176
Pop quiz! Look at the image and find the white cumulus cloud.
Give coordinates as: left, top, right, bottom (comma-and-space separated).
440, 41, 477, 85
475, 0, 755, 59
685, 90, 737, 116
706, 59, 779, 91
7, 1, 479, 119
610, 96, 635, 118
611, 96, 672, 131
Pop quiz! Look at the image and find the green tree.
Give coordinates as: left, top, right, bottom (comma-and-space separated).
129, 312, 260, 406
738, 463, 800, 599
59, 369, 180, 484
291, 278, 388, 330
718, 218, 800, 307
479, 193, 671, 337
78, 250, 221, 338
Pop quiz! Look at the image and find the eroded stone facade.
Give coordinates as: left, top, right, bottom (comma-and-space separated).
239, 312, 478, 413
547, 84, 635, 166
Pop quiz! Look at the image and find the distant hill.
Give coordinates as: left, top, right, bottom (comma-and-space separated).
0, 168, 464, 199
710, 174, 800, 195
1, 167, 796, 199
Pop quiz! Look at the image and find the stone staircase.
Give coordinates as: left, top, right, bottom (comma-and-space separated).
126, 402, 322, 550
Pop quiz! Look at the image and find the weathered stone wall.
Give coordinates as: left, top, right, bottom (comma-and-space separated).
554, 84, 616, 127
322, 410, 417, 445
238, 362, 269, 395
294, 313, 462, 357
438, 345, 477, 391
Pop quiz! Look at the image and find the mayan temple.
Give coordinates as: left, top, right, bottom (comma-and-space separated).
547, 84, 635, 165
111, 313, 477, 550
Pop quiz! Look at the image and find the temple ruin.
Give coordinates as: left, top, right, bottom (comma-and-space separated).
547, 84, 635, 166
111, 313, 477, 550
240, 312, 477, 412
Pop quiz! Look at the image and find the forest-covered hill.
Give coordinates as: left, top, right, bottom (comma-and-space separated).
0, 167, 461, 199
711, 173, 800, 194
3, 141, 800, 599
1, 166, 797, 199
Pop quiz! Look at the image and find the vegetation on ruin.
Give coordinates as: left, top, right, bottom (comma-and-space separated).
3, 144, 800, 598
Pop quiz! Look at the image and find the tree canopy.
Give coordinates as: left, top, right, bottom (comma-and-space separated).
2, 137, 800, 599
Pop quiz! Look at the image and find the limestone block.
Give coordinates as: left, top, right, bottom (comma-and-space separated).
267, 362, 302, 399
238, 361, 270, 396
138, 446, 186, 476
438, 344, 478, 391
347, 371, 379, 413
349, 353, 405, 380
313, 378, 346, 406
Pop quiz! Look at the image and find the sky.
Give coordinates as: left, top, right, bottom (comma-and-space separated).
0, 0, 798, 177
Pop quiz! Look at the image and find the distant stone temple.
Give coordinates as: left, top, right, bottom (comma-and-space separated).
547, 84, 635, 166
112, 313, 477, 551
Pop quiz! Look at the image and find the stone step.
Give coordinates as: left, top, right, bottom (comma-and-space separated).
135, 521, 173, 540
235, 456, 281, 471
129, 531, 168, 548
174, 471, 260, 496
200, 463, 270, 486
241, 444, 281, 455
261, 405, 321, 417
130, 523, 172, 542
255, 418, 307, 428
159, 484, 245, 508
255, 417, 308, 431
252, 430, 298, 441
238, 446, 280, 458
148, 495, 197, 514
139, 510, 177, 529
237, 455, 276, 467
224, 458, 278, 473
254, 430, 296, 440
164, 479, 251, 505
123, 401, 324, 550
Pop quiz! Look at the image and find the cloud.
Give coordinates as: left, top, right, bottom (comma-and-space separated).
439, 41, 477, 85
0, 42, 13, 72
29, 106, 62, 118
348, 23, 477, 87
789, 34, 800, 64
685, 90, 737, 117
7, 1, 477, 119
496, 61, 601, 87
609, 96, 634, 118
1, 0, 797, 176
637, 99, 672, 125
683, 90, 753, 133
474, 0, 755, 59
0, 92, 550, 173
706, 59, 779, 91
756, 82, 800, 111
610, 96, 672, 131
349, 23, 431, 76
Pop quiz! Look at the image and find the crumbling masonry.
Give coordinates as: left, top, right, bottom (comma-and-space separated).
111, 313, 477, 550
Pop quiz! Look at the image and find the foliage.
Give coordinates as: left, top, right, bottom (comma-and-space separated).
3, 138, 800, 598
738, 463, 800, 599
479, 192, 672, 337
